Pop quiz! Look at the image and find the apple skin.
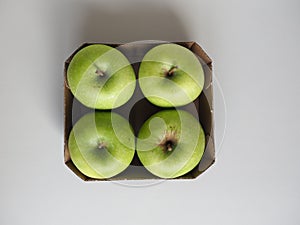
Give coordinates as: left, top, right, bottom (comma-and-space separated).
67, 44, 136, 109
136, 109, 205, 178
138, 43, 204, 107
68, 112, 135, 179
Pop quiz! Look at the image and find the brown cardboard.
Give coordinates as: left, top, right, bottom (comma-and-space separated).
64, 41, 215, 181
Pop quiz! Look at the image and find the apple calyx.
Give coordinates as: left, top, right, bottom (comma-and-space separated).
164, 65, 178, 78
159, 130, 178, 152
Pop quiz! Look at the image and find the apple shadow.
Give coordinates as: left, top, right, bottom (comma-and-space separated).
78, 3, 190, 43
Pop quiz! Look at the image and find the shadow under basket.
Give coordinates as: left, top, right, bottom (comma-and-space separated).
64, 41, 215, 181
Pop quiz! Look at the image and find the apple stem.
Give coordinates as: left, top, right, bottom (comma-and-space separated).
98, 142, 106, 150
159, 131, 178, 152
166, 65, 178, 77
95, 69, 105, 77
166, 142, 173, 152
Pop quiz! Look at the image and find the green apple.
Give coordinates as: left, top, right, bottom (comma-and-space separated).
67, 44, 136, 109
68, 112, 135, 179
138, 43, 204, 107
136, 109, 205, 178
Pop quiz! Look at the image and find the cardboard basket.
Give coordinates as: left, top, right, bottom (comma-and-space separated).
64, 41, 215, 181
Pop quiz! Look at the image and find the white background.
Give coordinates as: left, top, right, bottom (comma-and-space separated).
1, 0, 300, 224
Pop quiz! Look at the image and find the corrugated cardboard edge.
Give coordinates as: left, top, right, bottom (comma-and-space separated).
64, 41, 215, 181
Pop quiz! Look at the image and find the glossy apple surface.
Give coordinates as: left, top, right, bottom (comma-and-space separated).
68, 112, 135, 179
138, 43, 204, 107
136, 109, 205, 178
67, 44, 136, 109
